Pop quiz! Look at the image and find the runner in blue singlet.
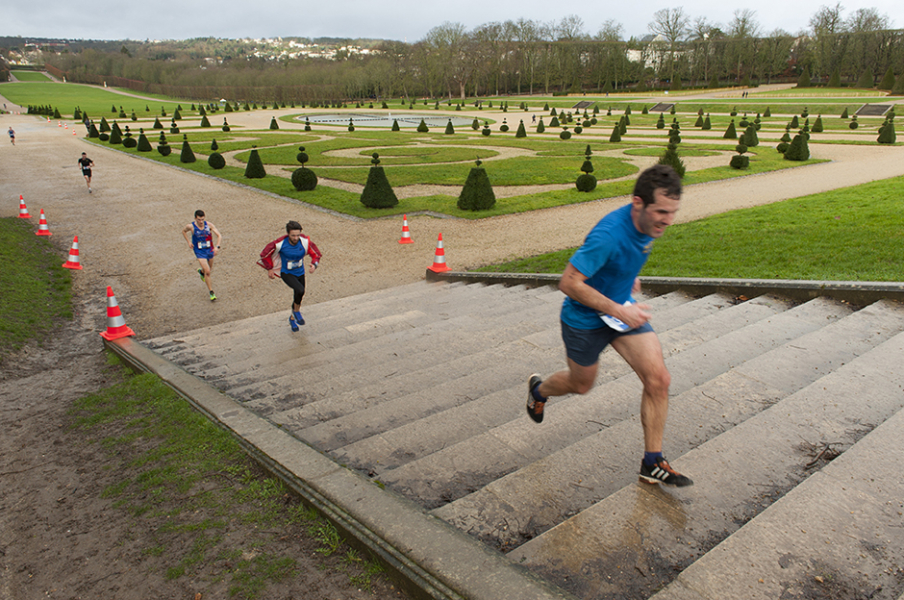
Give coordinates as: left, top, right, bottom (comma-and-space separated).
181, 209, 222, 301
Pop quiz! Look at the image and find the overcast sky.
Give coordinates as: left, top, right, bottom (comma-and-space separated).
3, 1, 900, 43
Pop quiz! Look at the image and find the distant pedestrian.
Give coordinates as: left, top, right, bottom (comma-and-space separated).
8, 127, 14, 145
77, 152, 94, 192
182, 210, 222, 302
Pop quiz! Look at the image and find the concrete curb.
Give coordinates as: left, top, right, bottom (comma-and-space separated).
425, 271, 904, 306
103, 336, 577, 600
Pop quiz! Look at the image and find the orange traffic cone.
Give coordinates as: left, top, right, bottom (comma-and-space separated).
18, 195, 31, 218
58, 121, 61, 127
398, 214, 414, 244
428, 233, 450, 273
62, 236, 83, 270
64, 123, 68, 129
100, 286, 135, 341
35, 209, 52, 236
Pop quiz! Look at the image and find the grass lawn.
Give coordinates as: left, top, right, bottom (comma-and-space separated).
475, 175, 904, 282
0, 218, 72, 361
11, 70, 53, 82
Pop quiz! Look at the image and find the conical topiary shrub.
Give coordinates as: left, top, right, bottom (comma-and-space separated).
360, 153, 398, 208
743, 125, 759, 147
470, 118, 479, 131
136, 129, 152, 152
549, 116, 560, 128
416, 119, 429, 133
784, 133, 810, 161
391, 119, 400, 132
208, 152, 226, 169
180, 135, 196, 163
877, 120, 896, 144
99, 116, 111, 133
244, 147, 266, 178
515, 120, 527, 138
702, 114, 711, 130
109, 123, 123, 145
269, 116, 280, 130
656, 113, 665, 129
458, 158, 496, 211
152, 116, 163, 129
723, 120, 737, 139
694, 114, 704, 127
88, 122, 99, 138
445, 120, 455, 134
609, 124, 621, 143
812, 115, 824, 133
200, 114, 211, 128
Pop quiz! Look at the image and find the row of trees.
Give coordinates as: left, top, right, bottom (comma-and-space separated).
40, 8, 903, 102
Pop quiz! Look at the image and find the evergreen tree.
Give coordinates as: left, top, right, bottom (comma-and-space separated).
878, 66, 896, 90
471, 118, 479, 131
764, 107, 772, 117
840, 107, 849, 119
445, 120, 455, 134
99, 116, 111, 132
856, 71, 874, 88
180, 135, 196, 163
152, 116, 163, 129
244, 147, 266, 178
109, 123, 122, 145
893, 73, 904, 95
200, 115, 211, 127
392, 119, 400, 132
515, 120, 527, 138
695, 114, 704, 127
642, 105, 649, 115
619, 116, 627, 135
797, 68, 811, 88
270, 117, 280, 130
360, 153, 398, 208
416, 119, 429, 133
549, 116, 560, 127
658, 142, 686, 178
458, 158, 496, 210
609, 124, 621, 142
536, 118, 546, 133
702, 114, 712, 130
828, 69, 841, 88
173, 108, 182, 120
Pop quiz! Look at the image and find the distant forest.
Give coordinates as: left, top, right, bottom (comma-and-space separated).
3, 8, 903, 102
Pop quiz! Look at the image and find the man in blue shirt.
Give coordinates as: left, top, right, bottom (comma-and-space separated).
527, 164, 692, 487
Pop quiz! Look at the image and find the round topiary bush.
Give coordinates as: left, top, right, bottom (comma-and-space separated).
730, 154, 750, 169
776, 142, 790, 154
122, 137, 137, 148
157, 144, 171, 156
481, 125, 491, 137
576, 173, 597, 192
98, 132, 109, 141
849, 118, 859, 130
574, 126, 583, 134
291, 167, 318, 190
560, 129, 572, 140
208, 152, 226, 169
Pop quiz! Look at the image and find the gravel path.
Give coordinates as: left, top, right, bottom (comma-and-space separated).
2, 103, 903, 340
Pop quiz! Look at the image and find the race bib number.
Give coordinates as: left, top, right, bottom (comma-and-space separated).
600, 301, 634, 332
197, 241, 211, 249
287, 260, 303, 270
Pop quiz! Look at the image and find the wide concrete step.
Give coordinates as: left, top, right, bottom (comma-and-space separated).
329, 291, 714, 479
374, 297, 851, 508
509, 327, 904, 600
436, 299, 904, 552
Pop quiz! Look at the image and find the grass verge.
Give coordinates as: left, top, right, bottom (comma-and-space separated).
474, 175, 904, 281
0, 217, 72, 361
70, 363, 392, 599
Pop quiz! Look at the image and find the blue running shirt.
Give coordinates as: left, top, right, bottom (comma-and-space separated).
561, 204, 654, 329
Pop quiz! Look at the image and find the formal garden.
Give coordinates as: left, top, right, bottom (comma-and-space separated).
3, 77, 899, 220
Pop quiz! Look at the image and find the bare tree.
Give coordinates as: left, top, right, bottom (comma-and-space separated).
649, 7, 690, 85
809, 3, 848, 80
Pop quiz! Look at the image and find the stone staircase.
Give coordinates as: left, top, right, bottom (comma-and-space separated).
145, 280, 904, 600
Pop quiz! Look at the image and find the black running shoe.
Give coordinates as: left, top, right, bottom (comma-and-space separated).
526, 374, 545, 423
639, 457, 693, 487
